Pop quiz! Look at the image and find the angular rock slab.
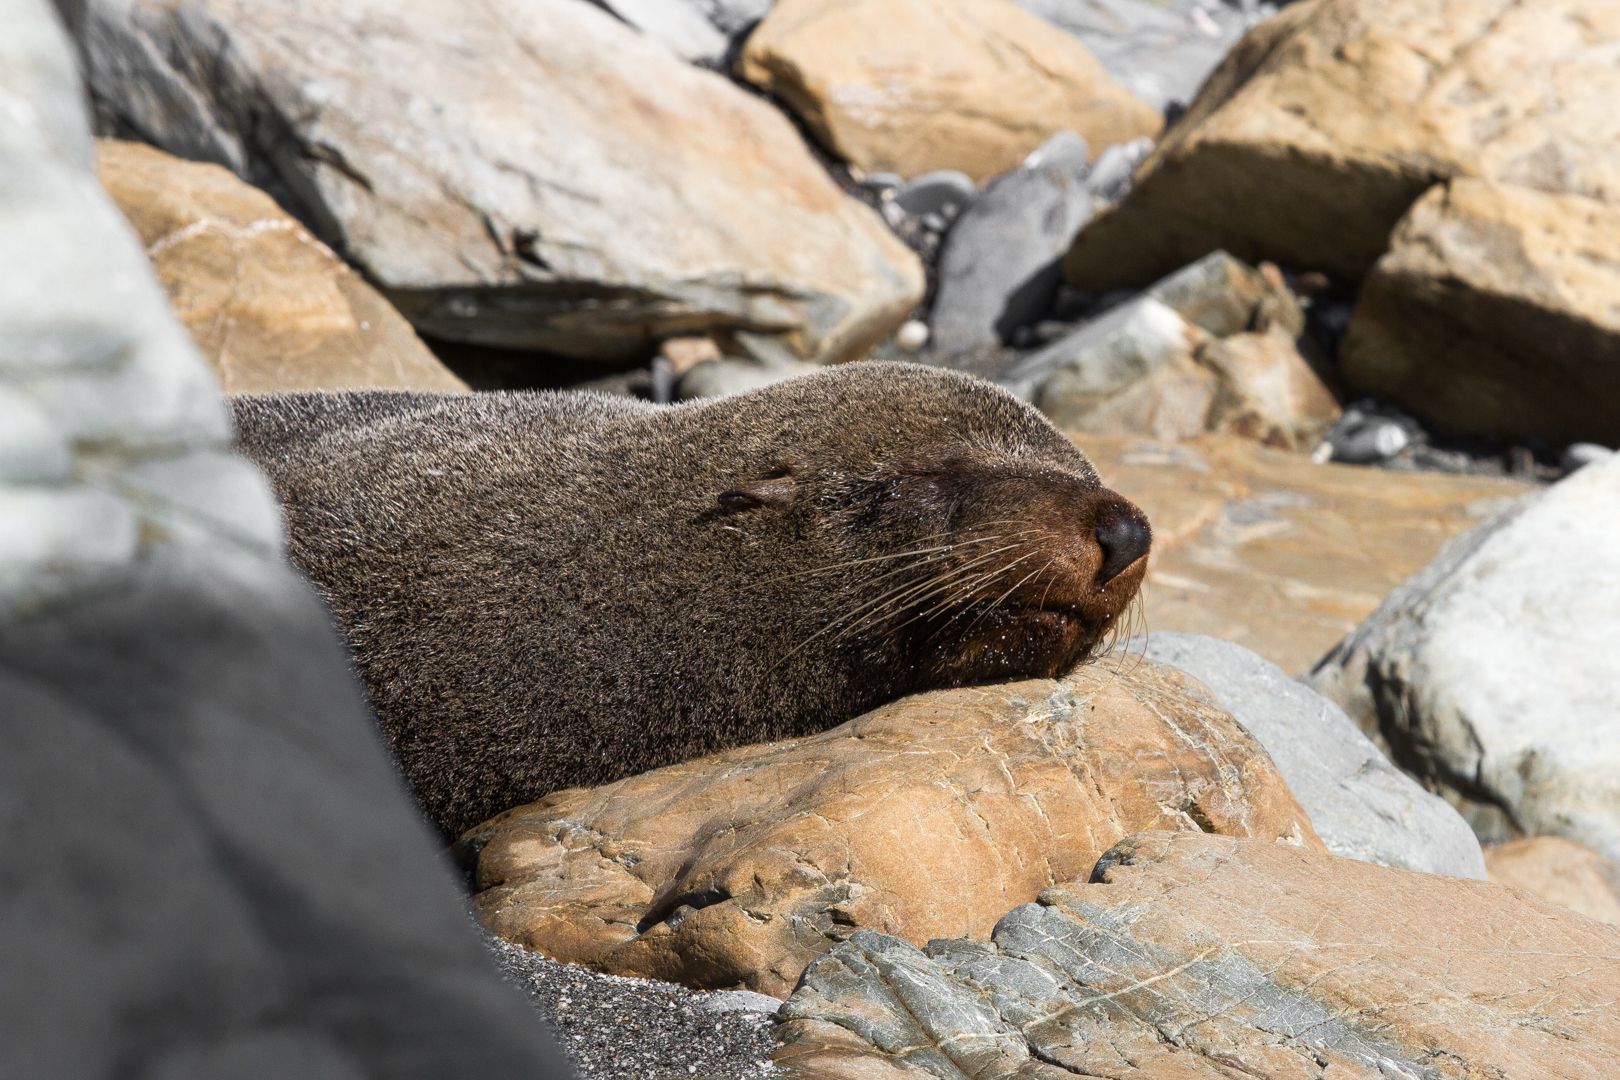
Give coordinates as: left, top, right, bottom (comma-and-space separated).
97, 139, 466, 395
1066, 0, 1620, 291
737, 0, 1160, 183
1341, 178, 1620, 447
1141, 632, 1485, 878
0, 2, 569, 1076
65, 0, 922, 361
1486, 837, 1620, 927
1080, 435, 1529, 674
1310, 452, 1620, 860
467, 663, 1321, 996
775, 832, 1620, 1079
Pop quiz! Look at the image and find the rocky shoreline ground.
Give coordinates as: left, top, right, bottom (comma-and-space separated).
6, 0, 1620, 1078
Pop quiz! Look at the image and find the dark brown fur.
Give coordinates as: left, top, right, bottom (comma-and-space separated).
233, 363, 1149, 837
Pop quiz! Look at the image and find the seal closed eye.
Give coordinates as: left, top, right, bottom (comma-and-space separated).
234, 362, 1151, 837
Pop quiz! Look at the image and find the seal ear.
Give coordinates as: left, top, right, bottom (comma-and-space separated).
716, 468, 798, 514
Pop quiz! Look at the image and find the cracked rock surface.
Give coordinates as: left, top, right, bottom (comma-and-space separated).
773, 831, 1620, 1079
1067, 0, 1620, 290
61, 0, 922, 361
466, 662, 1320, 997
96, 138, 465, 395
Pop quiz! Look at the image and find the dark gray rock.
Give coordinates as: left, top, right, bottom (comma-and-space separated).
891, 169, 977, 220
928, 132, 1093, 356
0, 4, 570, 1076
1141, 633, 1486, 878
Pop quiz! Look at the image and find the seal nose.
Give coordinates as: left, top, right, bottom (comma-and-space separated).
1094, 511, 1150, 585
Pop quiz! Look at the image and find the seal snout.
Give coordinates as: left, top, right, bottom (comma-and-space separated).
1094, 507, 1152, 585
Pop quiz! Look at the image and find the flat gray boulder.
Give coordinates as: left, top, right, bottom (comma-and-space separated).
61, 0, 921, 362
1311, 454, 1620, 860
1142, 633, 1485, 878
0, 3, 570, 1075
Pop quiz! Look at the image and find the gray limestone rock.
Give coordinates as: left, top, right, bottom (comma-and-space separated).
1310, 456, 1620, 861
1142, 633, 1486, 878
929, 131, 1093, 356
0, 3, 570, 1076
60, 0, 920, 363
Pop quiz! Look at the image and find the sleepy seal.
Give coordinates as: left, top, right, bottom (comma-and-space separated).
234, 363, 1150, 837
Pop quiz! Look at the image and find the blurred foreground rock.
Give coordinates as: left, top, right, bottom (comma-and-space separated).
1485, 837, 1620, 927
467, 663, 1319, 997
0, 3, 569, 1076
1082, 435, 1528, 673
64, 0, 921, 362
97, 139, 465, 395
1142, 633, 1485, 878
1066, 0, 1620, 290
1341, 179, 1620, 447
1311, 452, 1620, 860
773, 832, 1620, 1079
738, 0, 1160, 182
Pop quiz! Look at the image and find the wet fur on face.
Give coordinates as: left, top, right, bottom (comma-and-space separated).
234, 363, 1150, 837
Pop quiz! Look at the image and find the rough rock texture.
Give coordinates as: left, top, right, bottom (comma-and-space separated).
1340, 179, 1620, 446
64, 0, 922, 362
584, 0, 728, 62
737, 0, 1161, 183
0, 3, 570, 1077
1485, 837, 1620, 926
1310, 453, 1620, 860
1141, 633, 1485, 878
1066, 0, 1620, 291
1082, 435, 1529, 673
96, 139, 466, 395
468, 664, 1321, 997
773, 832, 1620, 1079
1017, 0, 1279, 112
1201, 329, 1339, 451
928, 132, 1093, 355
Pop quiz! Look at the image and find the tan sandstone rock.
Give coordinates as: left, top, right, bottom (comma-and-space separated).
467, 663, 1320, 996
1081, 435, 1529, 672
96, 140, 466, 395
737, 0, 1161, 183
1486, 837, 1620, 926
1202, 329, 1340, 451
1341, 179, 1620, 447
1066, 0, 1620, 290
774, 831, 1620, 1078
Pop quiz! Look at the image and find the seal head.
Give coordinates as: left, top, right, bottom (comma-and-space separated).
235, 363, 1150, 836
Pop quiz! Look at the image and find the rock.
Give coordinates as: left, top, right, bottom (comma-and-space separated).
1016, 0, 1279, 112
585, 0, 728, 62
65, 0, 922, 363
1005, 297, 1200, 403
1309, 453, 1620, 859
1201, 329, 1339, 451
96, 139, 466, 395
466, 663, 1321, 997
737, 0, 1160, 183
889, 170, 976, 220
1324, 410, 1413, 465
1084, 135, 1153, 204
0, 3, 569, 1076
893, 320, 928, 353
773, 832, 1620, 1079
1141, 633, 1485, 878
1083, 435, 1530, 673
1065, 0, 1620, 292
1563, 442, 1616, 475
928, 132, 1094, 355
676, 355, 821, 399
1485, 837, 1620, 926
1340, 179, 1620, 446
658, 335, 724, 374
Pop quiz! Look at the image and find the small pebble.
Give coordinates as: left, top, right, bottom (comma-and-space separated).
895, 320, 929, 353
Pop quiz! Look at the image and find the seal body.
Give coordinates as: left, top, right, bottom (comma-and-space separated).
235, 363, 1150, 837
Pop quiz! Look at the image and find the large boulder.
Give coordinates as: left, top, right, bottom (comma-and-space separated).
1485, 837, 1620, 927
1080, 434, 1528, 673
737, 0, 1160, 183
1065, 0, 1620, 291
96, 139, 466, 395
1310, 453, 1620, 860
467, 663, 1320, 997
0, 3, 569, 1076
1142, 633, 1485, 878
62, 0, 922, 362
1340, 179, 1620, 447
773, 832, 1620, 1078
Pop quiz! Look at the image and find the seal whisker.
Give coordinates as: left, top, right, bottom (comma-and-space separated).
826, 539, 1036, 646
